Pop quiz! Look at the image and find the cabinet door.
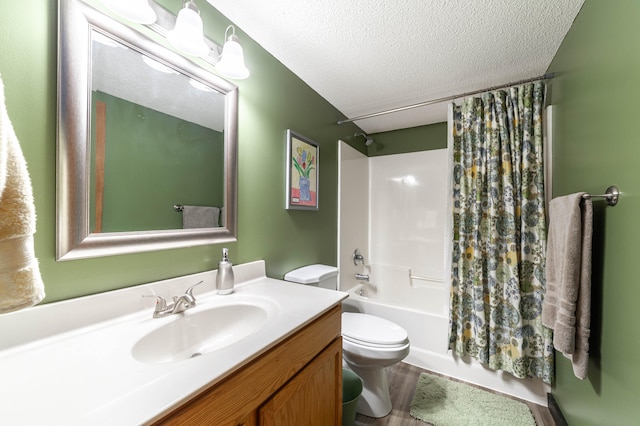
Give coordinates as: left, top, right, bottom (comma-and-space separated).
259, 338, 342, 426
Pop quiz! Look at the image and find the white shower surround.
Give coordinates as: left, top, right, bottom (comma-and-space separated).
337, 141, 550, 405
338, 142, 448, 302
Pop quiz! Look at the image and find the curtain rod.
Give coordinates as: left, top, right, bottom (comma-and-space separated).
336, 72, 555, 125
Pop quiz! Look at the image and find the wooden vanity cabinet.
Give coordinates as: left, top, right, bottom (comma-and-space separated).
153, 305, 343, 426
259, 338, 342, 425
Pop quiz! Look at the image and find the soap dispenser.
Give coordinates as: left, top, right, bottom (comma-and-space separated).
216, 248, 234, 295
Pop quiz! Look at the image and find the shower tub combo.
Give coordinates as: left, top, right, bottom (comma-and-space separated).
341, 264, 549, 405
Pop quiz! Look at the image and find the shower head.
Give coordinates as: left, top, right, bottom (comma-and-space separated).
355, 132, 374, 146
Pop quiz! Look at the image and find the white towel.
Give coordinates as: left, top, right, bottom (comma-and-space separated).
541, 193, 592, 379
0, 76, 45, 314
182, 205, 220, 228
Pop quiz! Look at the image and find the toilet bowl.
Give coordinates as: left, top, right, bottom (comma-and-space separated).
342, 312, 410, 418
283, 265, 411, 419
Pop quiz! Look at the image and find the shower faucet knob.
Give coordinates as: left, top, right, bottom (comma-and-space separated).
353, 249, 365, 266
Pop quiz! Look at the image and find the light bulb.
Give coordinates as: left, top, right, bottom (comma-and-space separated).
167, 2, 209, 57
215, 31, 250, 80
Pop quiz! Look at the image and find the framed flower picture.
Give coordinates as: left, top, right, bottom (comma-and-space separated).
286, 129, 319, 210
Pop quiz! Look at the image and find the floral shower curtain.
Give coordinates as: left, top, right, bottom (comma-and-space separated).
448, 82, 554, 384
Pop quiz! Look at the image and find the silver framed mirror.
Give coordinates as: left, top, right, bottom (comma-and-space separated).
57, 0, 238, 261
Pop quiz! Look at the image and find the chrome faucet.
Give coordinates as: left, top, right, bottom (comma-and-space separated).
144, 281, 203, 318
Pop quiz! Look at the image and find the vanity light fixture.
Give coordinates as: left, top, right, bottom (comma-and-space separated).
103, 0, 250, 78
100, 0, 157, 24
167, 0, 210, 57
215, 25, 250, 80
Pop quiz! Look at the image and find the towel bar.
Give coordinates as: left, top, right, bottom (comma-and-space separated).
581, 186, 619, 206
173, 204, 184, 212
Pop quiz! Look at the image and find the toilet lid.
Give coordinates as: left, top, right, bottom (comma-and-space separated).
342, 312, 409, 346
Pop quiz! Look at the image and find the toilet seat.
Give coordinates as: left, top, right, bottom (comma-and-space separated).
342, 312, 409, 346
342, 334, 409, 349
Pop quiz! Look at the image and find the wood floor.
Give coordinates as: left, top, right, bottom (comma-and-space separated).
353, 363, 556, 426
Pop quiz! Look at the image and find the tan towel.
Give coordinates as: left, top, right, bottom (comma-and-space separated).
0, 76, 45, 314
541, 193, 592, 379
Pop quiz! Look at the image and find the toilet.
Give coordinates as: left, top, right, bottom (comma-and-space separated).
284, 264, 410, 418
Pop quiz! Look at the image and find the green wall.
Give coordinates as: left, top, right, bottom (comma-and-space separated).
0, 0, 364, 302
368, 122, 447, 156
546, 0, 640, 424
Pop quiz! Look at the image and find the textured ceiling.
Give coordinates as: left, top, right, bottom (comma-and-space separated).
206, 0, 584, 134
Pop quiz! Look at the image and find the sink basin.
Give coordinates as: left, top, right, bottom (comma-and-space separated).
132, 302, 273, 364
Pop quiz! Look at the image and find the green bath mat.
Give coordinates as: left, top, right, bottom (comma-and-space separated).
410, 373, 536, 426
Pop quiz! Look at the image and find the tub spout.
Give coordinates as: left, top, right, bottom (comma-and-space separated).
355, 273, 369, 282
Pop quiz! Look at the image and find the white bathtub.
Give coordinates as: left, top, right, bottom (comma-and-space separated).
341, 267, 550, 406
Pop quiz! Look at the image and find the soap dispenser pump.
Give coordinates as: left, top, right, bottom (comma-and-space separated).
216, 248, 234, 295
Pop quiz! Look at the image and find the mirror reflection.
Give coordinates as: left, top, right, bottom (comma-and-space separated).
90, 31, 226, 232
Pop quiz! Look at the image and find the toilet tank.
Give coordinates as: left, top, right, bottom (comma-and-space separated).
283, 264, 338, 290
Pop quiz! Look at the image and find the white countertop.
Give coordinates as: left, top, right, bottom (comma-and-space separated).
0, 261, 347, 425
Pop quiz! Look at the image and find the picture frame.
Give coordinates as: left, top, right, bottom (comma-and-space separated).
286, 129, 319, 210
